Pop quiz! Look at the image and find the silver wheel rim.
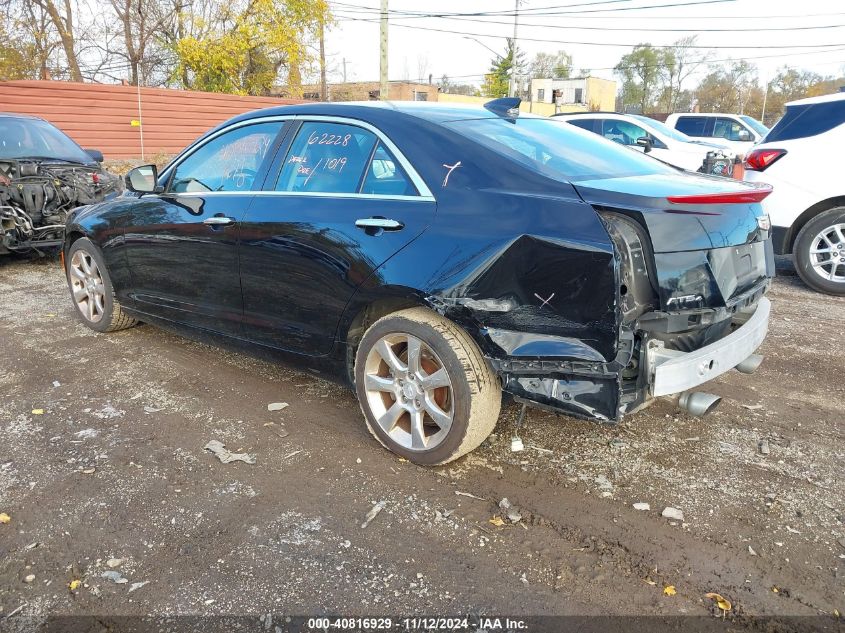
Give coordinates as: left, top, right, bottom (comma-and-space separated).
363, 333, 454, 452
809, 223, 845, 283
69, 249, 106, 323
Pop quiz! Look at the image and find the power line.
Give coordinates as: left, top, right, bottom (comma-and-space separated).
331, 13, 845, 49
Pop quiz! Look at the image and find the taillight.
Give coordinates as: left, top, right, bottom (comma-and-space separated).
667, 185, 773, 205
745, 148, 786, 171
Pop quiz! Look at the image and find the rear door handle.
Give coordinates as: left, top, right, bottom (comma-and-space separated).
355, 218, 404, 231
203, 216, 236, 226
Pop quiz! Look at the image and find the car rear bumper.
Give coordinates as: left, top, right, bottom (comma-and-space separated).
646, 297, 770, 397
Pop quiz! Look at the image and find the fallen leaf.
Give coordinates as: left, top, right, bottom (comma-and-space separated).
68, 579, 81, 591
32, 409, 44, 415
663, 585, 677, 596
488, 516, 506, 527
771, 586, 779, 593
705, 592, 732, 611
0, 513, 10, 524
643, 577, 657, 586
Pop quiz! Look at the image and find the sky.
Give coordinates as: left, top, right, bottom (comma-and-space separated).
322, 0, 845, 87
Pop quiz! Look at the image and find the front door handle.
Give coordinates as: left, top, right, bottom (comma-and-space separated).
203, 216, 235, 226
355, 218, 404, 231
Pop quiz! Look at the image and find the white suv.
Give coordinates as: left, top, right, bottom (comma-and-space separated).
665, 112, 768, 156
744, 92, 845, 295
554, 112, 733, 172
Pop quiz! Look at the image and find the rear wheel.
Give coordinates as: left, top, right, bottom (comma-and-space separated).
354, 307, 501, 465
66, 237, 137, 332
794, 207, 845, 295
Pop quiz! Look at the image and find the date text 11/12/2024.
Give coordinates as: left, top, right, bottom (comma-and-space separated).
305, 617, 528, 630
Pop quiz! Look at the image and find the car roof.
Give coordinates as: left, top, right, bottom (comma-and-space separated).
786, 91, 845, 107
0, 112, 43, 121
668, 112, 746, 118
234, 100, 502, 125
553, 111, 622, 117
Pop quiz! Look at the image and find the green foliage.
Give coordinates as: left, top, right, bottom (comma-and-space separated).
614, 44, 674, 114
481, 38, 525, 98
0, 23, 38, 80
173, 0, 330, 95
695, 60, 759, 114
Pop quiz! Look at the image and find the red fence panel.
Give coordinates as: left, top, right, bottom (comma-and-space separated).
0, 80, 304, 159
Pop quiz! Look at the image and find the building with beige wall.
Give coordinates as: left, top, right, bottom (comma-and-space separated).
530, 77, 617, 112
293, 81, 439, 102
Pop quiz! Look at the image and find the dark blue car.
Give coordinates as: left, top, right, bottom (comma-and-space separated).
63, 99, 774, 465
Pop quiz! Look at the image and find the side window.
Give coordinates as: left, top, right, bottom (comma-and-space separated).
765, 101, 845, 142
276, 122, 376, 193
675, 116, 707, 137
568, 118, 596, 132
170, 122, 281, 193
713, 117, 746, 142
361, 143, 417, 196
601, 119, 647, 146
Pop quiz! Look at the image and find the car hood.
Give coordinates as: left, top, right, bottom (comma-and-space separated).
571, 172, 768, 253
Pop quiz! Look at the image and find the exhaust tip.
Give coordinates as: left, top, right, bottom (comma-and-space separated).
735, 353, 764, 375
679, 391, 722, 417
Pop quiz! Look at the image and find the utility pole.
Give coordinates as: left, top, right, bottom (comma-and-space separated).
342, 58, 348, 83
319, 20, 327, 101
509, 0, 520, 98
380, 0, 389, 100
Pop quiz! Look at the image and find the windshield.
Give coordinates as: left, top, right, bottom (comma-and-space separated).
630, 115, 693, 143
739, 115, 769, 136
0, 117, 94, 163
444, 116, 679, 181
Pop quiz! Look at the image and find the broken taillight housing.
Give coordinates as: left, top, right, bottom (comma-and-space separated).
745, 148, 787, 171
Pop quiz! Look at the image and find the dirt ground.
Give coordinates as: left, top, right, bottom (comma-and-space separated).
0, 256, 843, 632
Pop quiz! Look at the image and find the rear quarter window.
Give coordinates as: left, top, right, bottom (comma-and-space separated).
765, 100, 845, 142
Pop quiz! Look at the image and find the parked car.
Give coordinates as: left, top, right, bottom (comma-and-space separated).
554, 111, 734, 173
0, 113, 120, 255
64, 99, 773, 465
744, 92, 845, 295
665, 112, 768, 156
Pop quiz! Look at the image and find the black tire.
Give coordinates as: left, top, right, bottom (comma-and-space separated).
354, 307, 502, 465
793, 206, 845, 296
66, 237, 137, 332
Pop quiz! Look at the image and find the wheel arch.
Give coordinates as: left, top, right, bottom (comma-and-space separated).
785, 196, 845, 254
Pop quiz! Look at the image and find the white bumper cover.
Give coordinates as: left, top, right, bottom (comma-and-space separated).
648, 297, 771, 397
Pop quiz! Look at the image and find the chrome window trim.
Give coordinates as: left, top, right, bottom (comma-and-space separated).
171, 190, 434, 202
162, 113, 436, 202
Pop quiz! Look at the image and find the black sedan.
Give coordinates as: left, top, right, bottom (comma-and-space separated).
64, 99, 774, 464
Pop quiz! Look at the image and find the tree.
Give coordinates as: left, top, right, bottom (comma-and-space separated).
614, 44, 673, 114
172, 0, 331, 95
106, 0, 173, 86
438, 74, 479, 96
529, 50, 571, 79
662, 36, 711, 112
694, 61, 759, 114
29, 0, 83, 81
481, 38, 525, 98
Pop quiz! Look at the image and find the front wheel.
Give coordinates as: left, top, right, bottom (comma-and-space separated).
354, 307, 501, 465
794, 207, 845, 295
66, 237, 138, 332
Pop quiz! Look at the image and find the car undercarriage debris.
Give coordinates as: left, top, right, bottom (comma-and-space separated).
0, 160, 119, 254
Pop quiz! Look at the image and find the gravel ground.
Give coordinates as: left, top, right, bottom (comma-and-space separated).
0, 255, 842, 632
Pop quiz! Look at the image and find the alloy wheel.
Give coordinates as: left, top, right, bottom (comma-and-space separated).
362, 333, 454, 451
69, 249, 106, 323
809, 223, 845, 283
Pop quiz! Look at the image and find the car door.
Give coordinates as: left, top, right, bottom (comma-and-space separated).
123, 120, 287, 335
238, 118, 436, 355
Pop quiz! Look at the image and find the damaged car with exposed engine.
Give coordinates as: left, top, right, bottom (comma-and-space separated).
62, 98, 774, 465
0, 113, 120, 255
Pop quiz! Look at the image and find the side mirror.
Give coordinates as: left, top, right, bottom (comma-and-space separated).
636, 136, 653, 153
737, 129, 753, 142
125, 164, 161, 194
85, 148, 104, 163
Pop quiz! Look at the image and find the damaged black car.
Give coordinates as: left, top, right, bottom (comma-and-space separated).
63, 99, 774, 465
0, 113, 120, 254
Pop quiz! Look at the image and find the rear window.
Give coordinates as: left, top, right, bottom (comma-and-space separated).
765, 100, 845, 142
675, 116, 708, 137
444, 117, 678, 181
